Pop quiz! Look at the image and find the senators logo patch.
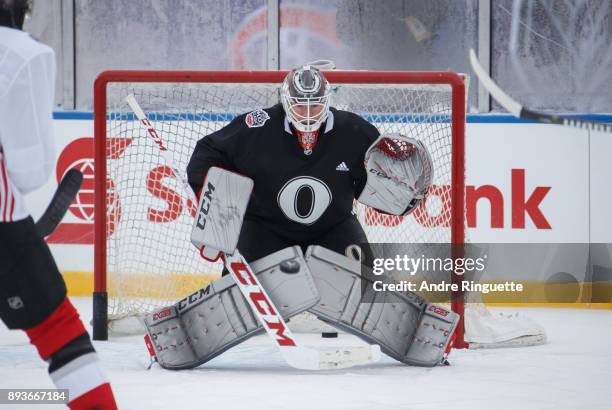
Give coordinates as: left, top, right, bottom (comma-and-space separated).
245, 109, 270, 128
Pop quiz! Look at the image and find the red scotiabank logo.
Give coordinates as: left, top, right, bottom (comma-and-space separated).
49, 137, 197, 244
48, 137, 552, 245
49, 137, 132, 243
48, 138, 96, 244
364, 169, 552, 230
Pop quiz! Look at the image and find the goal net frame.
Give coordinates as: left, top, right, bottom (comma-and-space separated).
92, 69, 468, 347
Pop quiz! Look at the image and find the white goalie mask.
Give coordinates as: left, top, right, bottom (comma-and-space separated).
281, 65, 331, 133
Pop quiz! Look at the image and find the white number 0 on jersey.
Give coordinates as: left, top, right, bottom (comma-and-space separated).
277, 176, 333, 225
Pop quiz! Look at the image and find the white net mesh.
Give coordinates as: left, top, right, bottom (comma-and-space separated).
101, 76, 463, 331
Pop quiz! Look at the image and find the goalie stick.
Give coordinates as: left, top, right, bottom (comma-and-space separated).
223, 250, 380, 370
125, 94, 381, 370
36, 169, 83, 237
469, 49, 612, 133
125, 94, 194, 195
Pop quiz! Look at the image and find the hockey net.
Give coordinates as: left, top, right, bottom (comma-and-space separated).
93, 70, 545, 348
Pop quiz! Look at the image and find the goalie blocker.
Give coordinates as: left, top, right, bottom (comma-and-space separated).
190, 166, 253, 261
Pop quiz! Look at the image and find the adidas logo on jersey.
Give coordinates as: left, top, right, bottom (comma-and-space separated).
336, 162, 349, 171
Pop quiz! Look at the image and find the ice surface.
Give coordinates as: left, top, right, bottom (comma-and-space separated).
1, 298, 611, 410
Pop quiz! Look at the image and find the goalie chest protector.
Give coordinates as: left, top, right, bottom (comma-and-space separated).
187, 104, 379, 241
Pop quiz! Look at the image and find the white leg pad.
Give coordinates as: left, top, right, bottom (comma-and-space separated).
304, 245, 458, 367
144, 246, 319, 369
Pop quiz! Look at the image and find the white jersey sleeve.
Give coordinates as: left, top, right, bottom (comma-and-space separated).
0, 27, 56, 221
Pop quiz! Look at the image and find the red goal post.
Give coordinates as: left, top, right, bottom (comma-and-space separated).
92, 70, 467, 346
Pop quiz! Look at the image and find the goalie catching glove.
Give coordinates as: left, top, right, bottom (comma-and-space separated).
358, 134, 433, 215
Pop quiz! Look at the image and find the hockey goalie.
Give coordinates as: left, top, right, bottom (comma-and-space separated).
143, 65, 459, 369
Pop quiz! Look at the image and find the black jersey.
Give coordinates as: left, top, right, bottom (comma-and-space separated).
187, 103, 379, 242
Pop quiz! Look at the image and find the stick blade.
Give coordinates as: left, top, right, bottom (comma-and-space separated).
36, 169, 84, 237
317, 344, 382, 370
282, 344, 381, 370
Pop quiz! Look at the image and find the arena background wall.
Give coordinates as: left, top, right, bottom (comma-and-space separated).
22, 114, 612, 308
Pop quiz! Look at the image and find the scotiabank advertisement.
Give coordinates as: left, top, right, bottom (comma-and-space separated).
28, 117, 612, 277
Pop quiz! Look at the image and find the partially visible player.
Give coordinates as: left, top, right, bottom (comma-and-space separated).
164, 65, 453, 370
0, 1, 117, 408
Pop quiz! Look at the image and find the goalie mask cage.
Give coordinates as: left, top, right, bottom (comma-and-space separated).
93, 70, 544, 349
